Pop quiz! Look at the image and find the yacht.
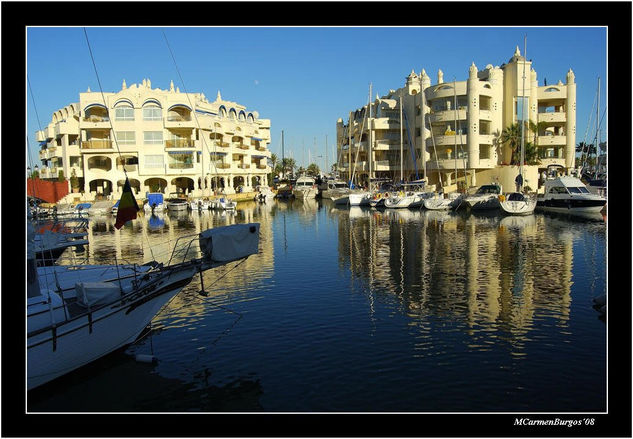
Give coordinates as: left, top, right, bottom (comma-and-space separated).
463, 184, 502, 211
292, 176, 318, 200
143, 193, 165, 214
321, 180, 350, 200
537, 171, 606, 215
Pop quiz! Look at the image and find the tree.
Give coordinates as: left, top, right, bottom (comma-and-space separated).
499, 123, 522, 165
306, 163, 320, 176
70, 168, 79, 190
57, 169, 65, 182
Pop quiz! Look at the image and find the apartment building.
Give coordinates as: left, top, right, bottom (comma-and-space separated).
36, 79, 272, 198
336, 47, 576, 192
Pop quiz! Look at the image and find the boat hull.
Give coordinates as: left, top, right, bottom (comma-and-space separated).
27, 272, 195, 390
536, 198, 606, 214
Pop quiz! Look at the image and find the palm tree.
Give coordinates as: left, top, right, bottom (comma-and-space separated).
499, 123, 522, 165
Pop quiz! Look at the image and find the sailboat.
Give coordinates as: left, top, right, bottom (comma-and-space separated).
500, 38, 536, 216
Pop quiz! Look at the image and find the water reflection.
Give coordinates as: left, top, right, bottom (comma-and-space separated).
332, 205, 593, 355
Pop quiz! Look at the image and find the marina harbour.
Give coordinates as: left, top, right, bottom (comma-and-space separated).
27, 199, 606, 412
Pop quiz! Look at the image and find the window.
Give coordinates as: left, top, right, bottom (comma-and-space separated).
516, 97, 528, 122
568, 186, 590, 194
116, 131, 135, 145
549, 186, 568, 194
143, 105, 162, 121
144, 131, 163, 144
115, 106, 134, 121
144, 154, 164, 169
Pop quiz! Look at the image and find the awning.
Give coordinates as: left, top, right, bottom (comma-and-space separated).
251, 154, 267, 159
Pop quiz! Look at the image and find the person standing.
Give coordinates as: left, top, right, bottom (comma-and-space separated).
515, 173, 524, 192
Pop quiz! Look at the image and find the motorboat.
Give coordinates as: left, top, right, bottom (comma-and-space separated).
331, 193, 350, 206
189, 199, 210, 211
499, 192, 536, 216
536, 171, 606, 215
292, 176, 318, 200
143, 193, 165, 214
165, 193, 188, 212
210, 197, 236, 210
27, 221, 260, 390
321, 180, 350, 200
463, 184, 502, 211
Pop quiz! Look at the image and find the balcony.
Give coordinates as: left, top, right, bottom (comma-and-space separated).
165, 138, 195, 149
428, 109, 467, 123
215, 163, 232, 170
538, 112, 567, 124
82, 116, 111, 129
165, 162, 201, 175
164, 115, 194, 128
373, 160, 392, 171
537, 135, 566, 147
236, 163, 250, 169
372, 118, 400, 130
235, 143, 249, 150
427, 134, 468, 147
81, 139, 113, 151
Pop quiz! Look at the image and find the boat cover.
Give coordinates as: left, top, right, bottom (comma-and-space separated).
199, 223, 260, 262
147, 193, 164, 206
75, 282, 121, 307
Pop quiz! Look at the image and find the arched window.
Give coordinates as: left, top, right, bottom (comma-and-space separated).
229, 108, 237, 120
143, 100, 162, 121
114, 101, 134, 121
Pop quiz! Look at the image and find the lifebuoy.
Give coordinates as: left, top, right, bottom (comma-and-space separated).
498, 194, 506, 202
385, 192, 390, 198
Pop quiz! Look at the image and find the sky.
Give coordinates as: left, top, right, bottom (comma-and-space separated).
26, 26, 607, 171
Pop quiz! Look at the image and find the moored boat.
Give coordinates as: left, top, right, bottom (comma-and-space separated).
27, 221, 260, 390
499, 192, 536, 216
463, 184, 502, 211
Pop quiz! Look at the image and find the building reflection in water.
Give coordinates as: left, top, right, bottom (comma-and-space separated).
331, 206, 578, 357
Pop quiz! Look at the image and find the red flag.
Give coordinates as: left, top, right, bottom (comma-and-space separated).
114, 178, 140, 229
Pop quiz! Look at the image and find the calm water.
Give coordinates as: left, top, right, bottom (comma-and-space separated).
28, 200, 607, 412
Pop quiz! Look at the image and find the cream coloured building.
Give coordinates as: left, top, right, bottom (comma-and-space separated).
36, 78, 272, 199
336, 47, 576, 192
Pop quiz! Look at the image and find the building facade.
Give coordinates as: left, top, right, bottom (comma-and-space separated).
36, 79, 272, 199
336, 47, 576, 192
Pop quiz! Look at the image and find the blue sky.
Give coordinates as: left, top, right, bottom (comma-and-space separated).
27, 26, 607, 170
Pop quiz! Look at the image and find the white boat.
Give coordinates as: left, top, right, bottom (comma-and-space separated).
463, 184, 503, 211
143, 193, 165, 214
165, 193, 188, 211
499, 192, 536, 216
254, 185, 275, 203
331, 194, 350, 205
292, 176, 318, 200
536, 168, 606, 215
383, 190, 417, 209
189, 199, 210, 211
210, 197, 236, 210
321, 180, 350, 200
348, 190, 371, 206
27, 221, 260, 390
423, 192, 464, 211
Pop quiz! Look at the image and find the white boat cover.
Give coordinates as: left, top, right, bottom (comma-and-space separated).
199, 223, 260, 262
75, 282, 122, 307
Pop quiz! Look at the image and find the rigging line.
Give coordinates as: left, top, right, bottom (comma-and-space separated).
82, 28, 127, 178
161, 29, 219, 179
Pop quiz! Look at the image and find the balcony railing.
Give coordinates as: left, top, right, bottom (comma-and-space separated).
237, 163, 250, 169
165, 139, 195, 148
81, 139, 113, 150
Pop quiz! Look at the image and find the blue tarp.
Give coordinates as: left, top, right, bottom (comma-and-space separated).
146, 193, 164, 206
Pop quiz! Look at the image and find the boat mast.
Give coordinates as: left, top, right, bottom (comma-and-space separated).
453, 79, 458, 190
281, 130, 285, 179
400, 94, 404, 183
595, 76, 600, 172
520, 35, 526, 187
368, 82, 373, 189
